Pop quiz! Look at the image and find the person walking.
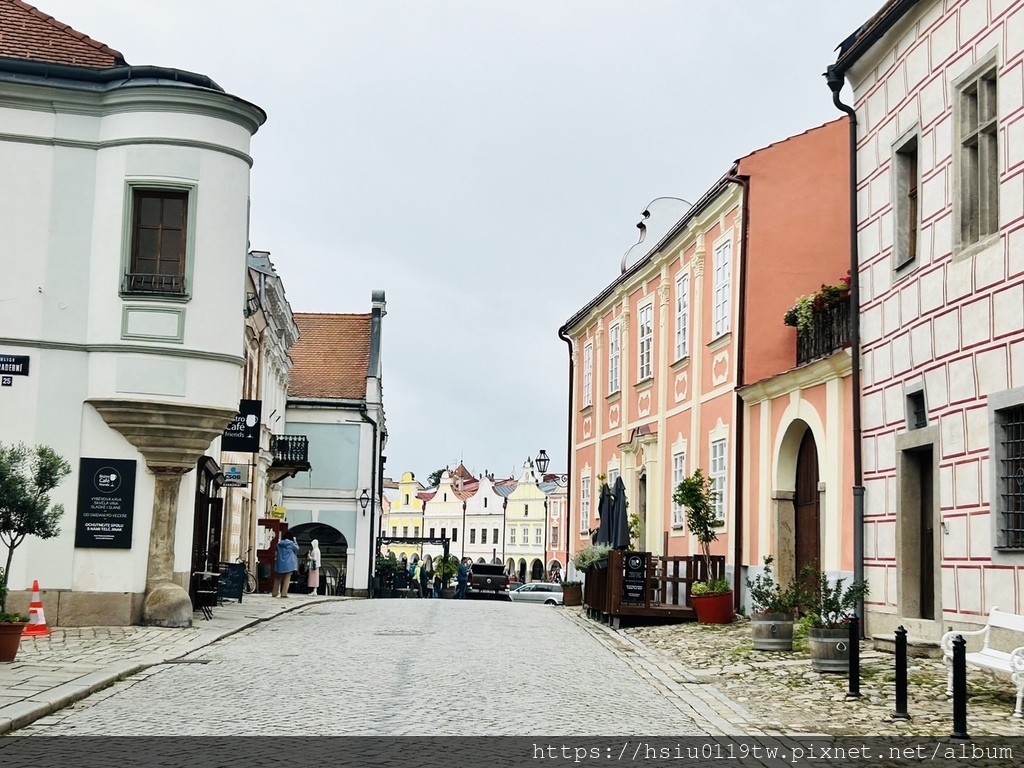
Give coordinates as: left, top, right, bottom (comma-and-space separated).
271, 531, 300, 597
433, 570, 442, 599
421, 560, 432, 598
455, 558, 469, 599
411, 559, 422, 597
306, 538, 321, 595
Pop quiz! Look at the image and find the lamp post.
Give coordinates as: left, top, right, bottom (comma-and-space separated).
359, 489, 370, 515
536, 450, 550, 579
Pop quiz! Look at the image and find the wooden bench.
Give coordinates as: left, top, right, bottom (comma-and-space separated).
941, 607, 1024, 718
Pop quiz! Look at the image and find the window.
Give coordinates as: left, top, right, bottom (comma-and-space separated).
711, 439, 727, 521
583, 343, 593, 407
493, 528, 499, 543
958, 65, 998, 248
907, 390, 927, 430
609, 469, 619, 487
551, 526, 559, 547
402, 526, 409, 537
608, 323, 620, 394
404, 494, 410, 505
443, 493, 447, 502
580, 476, 592, 532
441, 527, 447, 539
672, 451, 687, 529
125, 189, 188, 295
676, 273, 690, 359
997, 404, 1024, 549
510, 527, 516, 545
391, 526, 397, 537
414, 526, 420, 537
429, 527, 435, 538
638, 304, 653, 380
895, 137, 920, 268
534, 527, 542, 545
452, 528, 458, 542
470, 529, 476, 544
521, 527, 529, 546
481, 528, 487, 545
713, 240, 732, 337
484, 497, 488, 508
524, 504, 529, 516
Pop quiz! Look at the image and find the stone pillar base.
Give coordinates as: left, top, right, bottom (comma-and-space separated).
142, 581, 193, 628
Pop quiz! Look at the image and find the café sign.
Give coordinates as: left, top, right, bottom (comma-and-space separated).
74, 458, 137, 549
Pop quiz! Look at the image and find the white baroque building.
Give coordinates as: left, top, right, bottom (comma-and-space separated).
0, 4, 265, 626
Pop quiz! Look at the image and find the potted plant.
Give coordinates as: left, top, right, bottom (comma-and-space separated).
0, 442, 70, 659
373, 552, 400, 598
434, 555, 459, 598
561, 580, 583, 606
799, 562, 869, 673
673, 468, 732, 624
783, 273, 852, 331
571, 544, 611, 573
0, 568, 28, 663
746, 556, 803, 651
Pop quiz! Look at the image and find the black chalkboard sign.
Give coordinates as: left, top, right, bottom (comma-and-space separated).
74, 458, 137, 549
218, 562, 246, 602
622, 552, 648, 604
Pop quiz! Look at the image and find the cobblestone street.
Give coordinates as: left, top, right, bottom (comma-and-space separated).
15, 600, 705, 737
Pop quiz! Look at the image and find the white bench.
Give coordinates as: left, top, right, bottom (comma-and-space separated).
941, 607, 1024, 718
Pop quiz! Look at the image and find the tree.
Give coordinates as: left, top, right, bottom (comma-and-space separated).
0, 443, 72, 611
672, 468, 729, 594
427, 468, 446, 488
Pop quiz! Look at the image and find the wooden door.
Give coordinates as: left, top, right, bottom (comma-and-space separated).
917, 447, 935, 620
207, 498, 224, 571
794, 430, 821, 578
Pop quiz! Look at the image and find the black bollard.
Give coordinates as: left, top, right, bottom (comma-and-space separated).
893, 626, 911, 719
951, 634, 970, 739
846, 615, 861, 699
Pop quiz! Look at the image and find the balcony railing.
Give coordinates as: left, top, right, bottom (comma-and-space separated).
797, 295, 852, 366
122, 272, 187, 296
271, 434, 309, 464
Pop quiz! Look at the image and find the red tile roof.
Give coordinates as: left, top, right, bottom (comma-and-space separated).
289, 313, 372, 400
0, 0, 125, 69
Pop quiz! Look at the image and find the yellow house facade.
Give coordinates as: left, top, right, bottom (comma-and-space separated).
385, 471, 424, 562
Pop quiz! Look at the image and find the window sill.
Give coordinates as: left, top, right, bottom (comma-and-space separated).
606, 390, 621, 403
671, 355, 690, 372
579, 404, 593, 416
708, 333, 732, 353
635, 378, 654, 393
952, 232, 1000, 263
120, 292, 190, 304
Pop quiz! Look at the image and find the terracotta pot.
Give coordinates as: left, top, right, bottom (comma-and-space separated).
691, 591, 734, 624
562, 584, 583, 607
0, 622, 27, 663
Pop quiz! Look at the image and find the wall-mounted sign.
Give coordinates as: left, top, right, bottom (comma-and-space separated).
74, 458, 137, 549
622, 551, 648, 604
269, 507, 286, 520
221, 399, 262, 453
1, 376, 11, 387
222, 464, 250, 487
0, 355, 29, 376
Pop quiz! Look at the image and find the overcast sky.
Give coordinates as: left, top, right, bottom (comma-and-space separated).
42, 0, 882, 483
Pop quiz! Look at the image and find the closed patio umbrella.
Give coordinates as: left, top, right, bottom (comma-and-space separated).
611, 476, 630, 550
594, 483, 613, 546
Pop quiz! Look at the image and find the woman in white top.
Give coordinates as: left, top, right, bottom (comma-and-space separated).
306, 539, 321, 594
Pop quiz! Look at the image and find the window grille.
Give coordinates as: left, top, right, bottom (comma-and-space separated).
999, 405, 1024, 549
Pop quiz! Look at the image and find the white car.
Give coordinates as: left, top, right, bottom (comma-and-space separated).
508, 583, 563, 605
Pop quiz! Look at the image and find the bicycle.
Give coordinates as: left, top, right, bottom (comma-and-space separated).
236, 548, 258, 594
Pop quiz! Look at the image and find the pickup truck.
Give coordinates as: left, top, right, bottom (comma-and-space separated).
468, 563, 510, 599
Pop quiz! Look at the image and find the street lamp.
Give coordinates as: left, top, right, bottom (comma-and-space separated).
535, 449, 550, 477
359, 489, 370, 516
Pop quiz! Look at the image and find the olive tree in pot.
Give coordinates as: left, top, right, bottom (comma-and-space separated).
373, 552, 400, 597
434, 555, 459, 598
0, 443, 71, 662
799, 562, 869, 673
745, 556, 804, 651
673, 469, 732, 624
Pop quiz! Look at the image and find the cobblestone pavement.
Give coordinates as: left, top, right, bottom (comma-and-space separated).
14, 600, 706, 736
619, 612, 1024, 737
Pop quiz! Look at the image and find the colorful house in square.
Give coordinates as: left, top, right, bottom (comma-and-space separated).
560, 120, 853, 604
828, 0, 1024, 639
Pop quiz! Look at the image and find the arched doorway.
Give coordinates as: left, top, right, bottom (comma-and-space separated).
547, 560, 562, 582
794, 430, 821, 580
531, 559, 544, 582
518, 558, 527, 583
288, 522, 348, 596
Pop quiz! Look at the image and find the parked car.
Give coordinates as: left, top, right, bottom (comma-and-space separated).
468, 563, 510, 599
509, 583, 563, 605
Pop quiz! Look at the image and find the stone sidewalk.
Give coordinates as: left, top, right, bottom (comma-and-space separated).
567, 608, 1024, 737
0, 593, 343, 735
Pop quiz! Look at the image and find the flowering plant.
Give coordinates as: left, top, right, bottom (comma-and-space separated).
783, 272, 851, 332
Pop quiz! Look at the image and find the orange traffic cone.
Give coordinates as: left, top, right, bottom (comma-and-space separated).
23, 580, 50, 638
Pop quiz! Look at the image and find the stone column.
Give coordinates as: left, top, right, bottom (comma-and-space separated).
142, 467, 193, 626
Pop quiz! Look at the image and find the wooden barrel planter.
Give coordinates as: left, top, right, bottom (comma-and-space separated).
562, 583, 583, 606
750, 612, 794, 651
808, 626, 851, 672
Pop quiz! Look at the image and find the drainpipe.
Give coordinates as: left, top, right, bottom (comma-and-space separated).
826, 64, 865, 631
359, 407, 379, 598
725, 170, 750, 611
558, 326, 574, 577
